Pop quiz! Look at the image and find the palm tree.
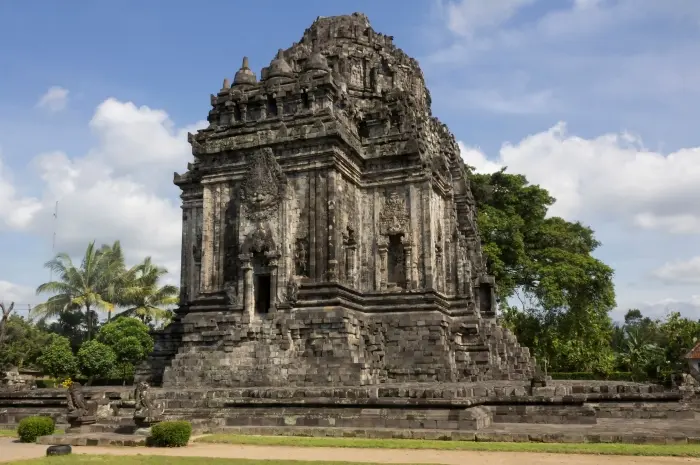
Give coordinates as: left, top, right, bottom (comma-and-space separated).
33, 241, 115, 340
620, 328, 663, 381
116, 257, 179, 326
97, 241, 129, 322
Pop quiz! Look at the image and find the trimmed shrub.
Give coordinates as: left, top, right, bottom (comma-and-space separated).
148, 421, 192, 447
17, 416, 55, 443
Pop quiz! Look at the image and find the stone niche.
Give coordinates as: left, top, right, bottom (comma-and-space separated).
137, 13, 535, 388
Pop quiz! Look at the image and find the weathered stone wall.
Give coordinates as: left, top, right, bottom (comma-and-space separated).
1, 382, 691, 432
140, 13, 536, 388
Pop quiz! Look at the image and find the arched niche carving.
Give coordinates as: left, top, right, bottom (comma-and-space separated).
377, 191, 414, 290
239, 224, 280, 316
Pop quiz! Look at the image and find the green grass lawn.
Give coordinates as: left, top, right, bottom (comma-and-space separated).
0, 428, 64, 439
5, 457, 426, 465
195, 434, 700, 457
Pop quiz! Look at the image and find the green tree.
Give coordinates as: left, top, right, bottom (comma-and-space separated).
0, 301, 14, 346
0, 315, 51, 370
38, 309, 92, 353
32, 241, 122, 339
618, 327, 664, 381
656, 312, 700, 382
36, 335, 78, 379
468, 167, 616, 374
77, 339, 117, 384
98, 317, 153, 382
97, 241, 129, 322
117, 257, 178, 327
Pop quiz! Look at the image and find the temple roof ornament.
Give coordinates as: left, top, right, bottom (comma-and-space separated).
304, 46, 330, 73
267, 49, 294, 79
233, 57, 257, 86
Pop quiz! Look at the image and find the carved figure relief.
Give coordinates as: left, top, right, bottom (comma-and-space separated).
133, 381, 164, 426
240, 147, 286, 221
244, 223, 275, 254
66, 381, 97, 426
192, 231, 203, 262
286, 275, 300, 304
342, 226, 357, 246
294, 238, 308, 276
224, 283, 238, 306
66, 382, 86, 414
379, 191, 409, 236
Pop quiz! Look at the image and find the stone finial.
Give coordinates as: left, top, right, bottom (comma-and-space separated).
222, 78, 230, 89
234, 56, 257, 86
267, 49, 294, 79
304, 42, 329, 73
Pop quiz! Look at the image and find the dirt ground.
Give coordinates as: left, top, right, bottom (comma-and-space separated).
2, 438, 700, 465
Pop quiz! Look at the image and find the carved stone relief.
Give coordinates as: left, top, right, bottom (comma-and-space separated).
243, 223, 275, 255
193, 231, 203, 263
342, 226, 356, 246
240, 147, 286, 221
294, 238, 308, 276
379, 191, 409, 236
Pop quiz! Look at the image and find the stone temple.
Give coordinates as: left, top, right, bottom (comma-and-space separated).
139, 13, 535, 387
5, 14, 699, 447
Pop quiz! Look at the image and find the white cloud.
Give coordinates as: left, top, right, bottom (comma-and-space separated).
653, 257, 700, 285
458, 142, 502, 173
458, 88, 558, 115
573, 0, 604, 10
427, 0, 700, 121
0, 151, 42, 230
36, 86, 69, 113
1, 98, 206, 278
0, 280, 37, 309
633, 295, 700, 321
441, 0, 537, 37
457, 123, 700, 234
88, 99, 201, 178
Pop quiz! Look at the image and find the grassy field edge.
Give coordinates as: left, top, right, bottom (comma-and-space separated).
0, 457, 430, 465
195, 433, 700, 457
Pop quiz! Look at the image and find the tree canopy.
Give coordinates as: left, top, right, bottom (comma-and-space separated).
32, 241, 178, 338
467, 166, 616, 373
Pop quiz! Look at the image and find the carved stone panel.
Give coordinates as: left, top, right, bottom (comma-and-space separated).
294, 237, 309, 276
379, 191, 409, 236
240, 147, 286, 222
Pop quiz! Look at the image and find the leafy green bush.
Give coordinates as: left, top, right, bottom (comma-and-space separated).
148, 421, 192, 447
17, 416, 55, 443
34, 379, 58, 388
77, 340, 117, 382
98, 318, 153, 383
549, 371, 635, 381
36, 335, 78, 379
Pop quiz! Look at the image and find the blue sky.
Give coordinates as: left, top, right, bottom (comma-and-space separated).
1, 0, 699, 321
